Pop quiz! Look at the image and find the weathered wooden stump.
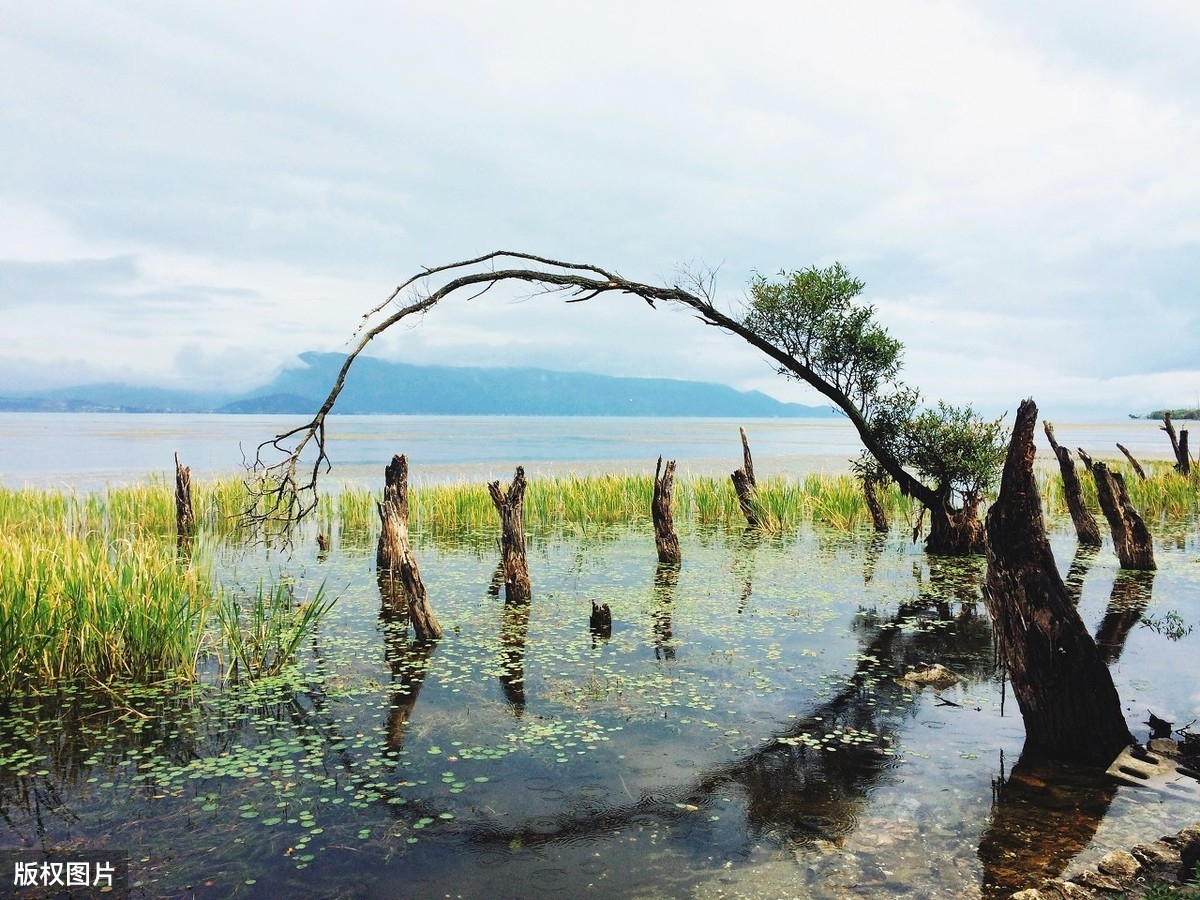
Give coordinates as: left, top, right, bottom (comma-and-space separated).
652, 456, 681, 566
589, 599, 612, 640
488, 466, 532, 603
730, 427, 759, 526
1043, 421, 1102, 547
1091, 461, 1155, 571
376, 454, 443, 641
983, 398, 1134, 764
1161, 412, 1192, 476
174, 452, 195, 536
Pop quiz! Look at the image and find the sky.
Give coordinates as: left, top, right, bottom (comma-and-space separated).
2, 1, 1199, 419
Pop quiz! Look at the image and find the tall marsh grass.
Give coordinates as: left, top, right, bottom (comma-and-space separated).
0, 478, 332, 694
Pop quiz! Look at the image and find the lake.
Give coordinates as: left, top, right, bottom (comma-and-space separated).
0, 413, 1179, 491
0, 413, 1197, 899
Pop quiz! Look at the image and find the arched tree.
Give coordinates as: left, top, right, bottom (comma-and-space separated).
249, 251, 1002, 553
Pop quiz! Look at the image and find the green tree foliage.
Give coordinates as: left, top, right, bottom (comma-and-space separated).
744, 264, 902, 416
743, 265, 1005, 515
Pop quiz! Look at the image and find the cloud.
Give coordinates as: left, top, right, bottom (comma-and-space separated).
1, 2, 1198, 416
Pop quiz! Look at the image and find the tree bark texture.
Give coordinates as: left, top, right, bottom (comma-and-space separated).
1042, 422, 1102, 547
652, 456, 682, 566
489, 466, 532, 603
862, 474, 889, 533
731, 427, 759, 527
1116, 443, 1147, 480
174, 452, 195, 536
927, 499, 986, 555
984, 398, 1134, 765
376, 455, 443, 641
1091, 462, 1156, 570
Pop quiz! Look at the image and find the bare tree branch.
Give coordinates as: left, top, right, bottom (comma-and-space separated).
246, 252, 941, 533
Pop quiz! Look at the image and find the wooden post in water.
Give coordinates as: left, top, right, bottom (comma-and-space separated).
174, 452, 195, 536
376, 454, 443, 640
1090, 462, 1155, 571
983, 399, 1134, 764
488, 466, 532, 603
652, 456, 681, 566
730, 427, 759, 527
1042, 422, 1101, 547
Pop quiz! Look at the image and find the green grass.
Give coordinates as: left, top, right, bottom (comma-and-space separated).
315, 471, 916, 539
1041, 460, 1200, 524
0, 479, 334, 693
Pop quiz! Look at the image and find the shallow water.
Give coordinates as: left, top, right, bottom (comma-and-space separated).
2, 517, 1198, 898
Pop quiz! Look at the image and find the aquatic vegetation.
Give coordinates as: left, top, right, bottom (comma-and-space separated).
0, 481, 335, 692
0, 527, 210, 690
215, 580, 335, 682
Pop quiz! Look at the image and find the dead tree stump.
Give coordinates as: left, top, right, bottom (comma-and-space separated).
983, 398, 1134, 765
1116, 443, 1147, 480
1043, 422, 1101, 547
730, 427, 759, 526
488, 466, 532, 603
1091, 462, 1155, 571
1161, 412, 1192, 475
652, 456, 682, 566
376, 454, 443, 641
174, 452, 195, 536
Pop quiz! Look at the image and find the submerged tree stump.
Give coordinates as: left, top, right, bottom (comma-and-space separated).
376, 454, 443, 641
1091, 462, 1155, 571
983, 398, 1134, 765
731, 427, 759, 526
489, 466, 532, 603
174, 452, 195, 536
927, 500, 986, 555
1043, 422, 1102, 547
652, 456, 681, 566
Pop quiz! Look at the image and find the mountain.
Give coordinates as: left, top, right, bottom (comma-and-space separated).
1, 352, 839, 418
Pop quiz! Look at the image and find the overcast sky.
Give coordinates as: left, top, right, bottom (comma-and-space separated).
3, 2, 1199, 418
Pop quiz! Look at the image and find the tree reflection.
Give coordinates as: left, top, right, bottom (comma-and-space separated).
977, 752, 1117, 898
1095, 570, 1155, 665
651, 563, 678, 662
498, 599, 530, 716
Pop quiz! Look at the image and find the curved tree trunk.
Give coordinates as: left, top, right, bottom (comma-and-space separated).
1091, 462, 1156, 571
983, 398, 1134, 765
489, 466, 532, 603
652, 456, 681, 566
1043, 421, 1102, 547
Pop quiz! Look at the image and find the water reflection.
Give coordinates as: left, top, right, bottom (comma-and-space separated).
978, 753, 1117, 898
498, 600, 530, 716
1095, 570, 1155, 664
651, 563, 678, 662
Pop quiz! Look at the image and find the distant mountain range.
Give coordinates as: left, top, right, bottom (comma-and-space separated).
0, 352, 839, 418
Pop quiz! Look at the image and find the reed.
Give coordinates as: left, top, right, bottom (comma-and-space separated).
1041, 461, 1200, 524
316, 471, 914, 536
0, 481, 335, 693
214, 581, 334, 683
